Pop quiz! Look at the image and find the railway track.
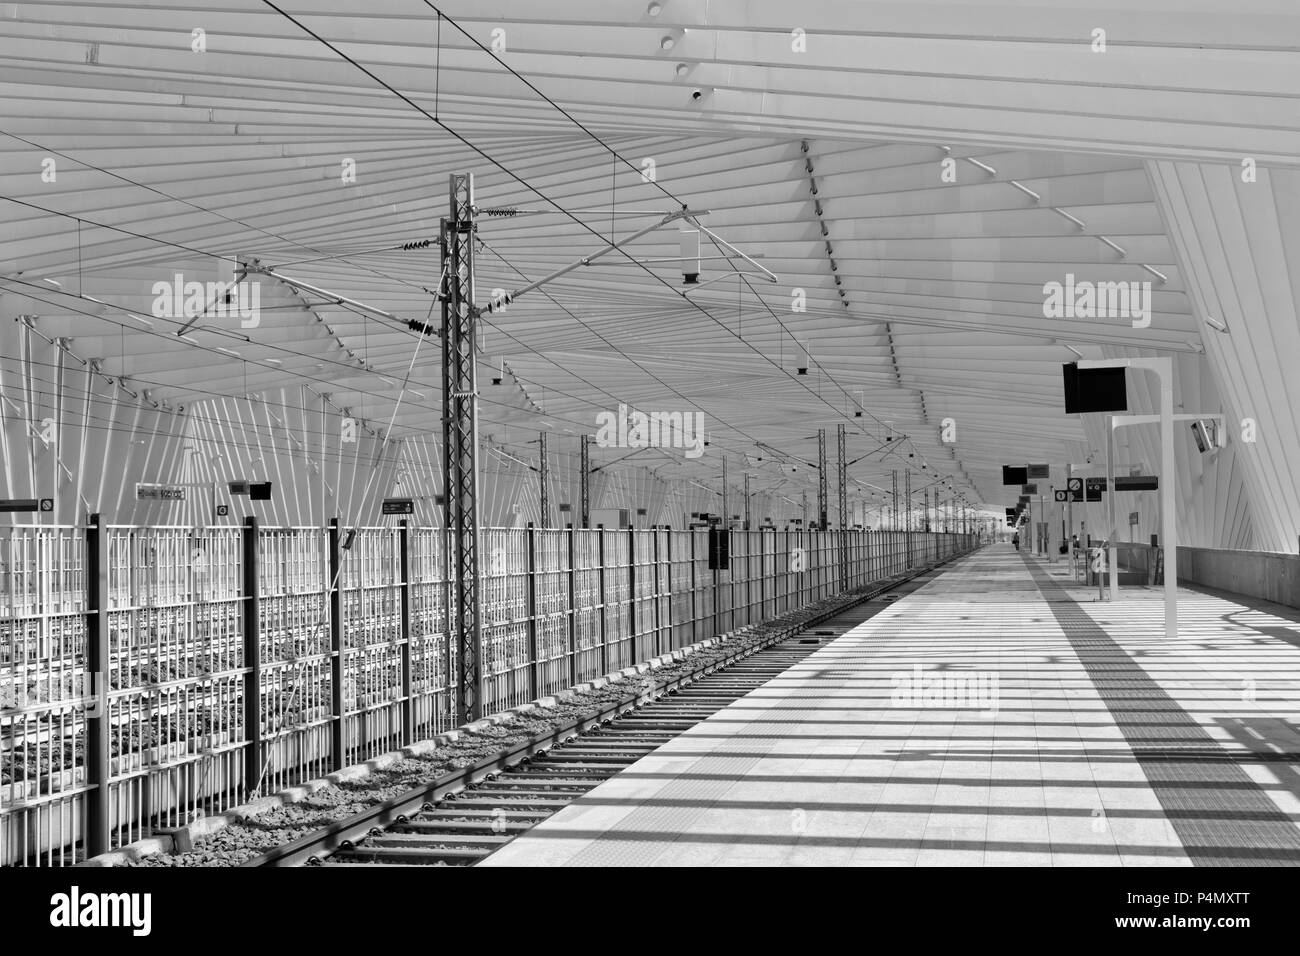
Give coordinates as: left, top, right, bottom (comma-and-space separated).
239, 557, 957, 868
320, 638, 830, 867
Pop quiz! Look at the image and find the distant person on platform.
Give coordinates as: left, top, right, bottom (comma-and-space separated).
1012, 532, 1020, 551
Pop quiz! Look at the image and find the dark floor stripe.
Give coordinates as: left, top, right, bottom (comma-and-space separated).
1022, 554, 1300, 866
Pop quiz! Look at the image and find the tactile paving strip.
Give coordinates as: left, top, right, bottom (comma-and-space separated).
1024, 556, 1300, 866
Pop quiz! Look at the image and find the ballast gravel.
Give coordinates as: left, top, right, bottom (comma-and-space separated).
121, 582, 894, 867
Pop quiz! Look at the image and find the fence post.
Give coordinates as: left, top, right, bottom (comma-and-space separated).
241, 516, 262, 799
627, 527, 637, 663
567, 525, 577, 688
652, 529, 662, 655
85, 514, 110, 858
686, 530, 696, 642
663, 530, 672, 649
328, 518, 345, 771
598, 527, 608, 675
398, 520, 412, 744
526, 524, 539, 700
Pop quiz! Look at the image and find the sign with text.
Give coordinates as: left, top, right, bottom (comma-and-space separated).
381, 498, 414, 516
1114, 475, 1159, 492
137, 484, 185, 501
0, 499, 38, 513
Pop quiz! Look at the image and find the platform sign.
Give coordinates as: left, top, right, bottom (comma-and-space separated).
1129, 511, 1140, 525
1054, 490, 1067, 503
1085, 477, 1107, 502
381, 498, 414, 516
0, 499, 39, 513
137, 484, 185, 501
1114, 475, 1158, 491
216, 504, 230, 517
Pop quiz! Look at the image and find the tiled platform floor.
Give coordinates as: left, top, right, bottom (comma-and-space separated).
480, 546, 1300, 867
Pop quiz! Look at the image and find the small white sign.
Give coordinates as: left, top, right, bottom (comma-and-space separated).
137, 484, 185, 501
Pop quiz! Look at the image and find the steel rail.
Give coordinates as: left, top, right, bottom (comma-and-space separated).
241, 552, 969, 868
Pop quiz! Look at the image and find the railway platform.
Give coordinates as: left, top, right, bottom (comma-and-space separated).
480, 545, 1300, 867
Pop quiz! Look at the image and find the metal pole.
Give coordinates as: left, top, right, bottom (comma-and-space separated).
444, 172, 482, 723
904, 470, 912, 567
580, 434, 590, 529
891, 470, 899, 531
817, 429, 828, 529
1066, 463, 1074, 570
85, 515, 110, 858
1107, 417, 1119, 601
538, 430, 549, 529
837, 424, 847, 586
328, 518, 344, 769
722, 455, 729, 528
567, 526, 577, 688
598, 528, 608, 673
1159, 366, 1177, 639
241, 515, 263, 796
398, 519, 412, 742
526, 524, 539, 699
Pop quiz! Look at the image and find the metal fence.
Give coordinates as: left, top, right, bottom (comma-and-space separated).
1, 518, 977, 865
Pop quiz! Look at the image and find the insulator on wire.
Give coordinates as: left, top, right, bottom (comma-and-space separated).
401, 238, 434, 250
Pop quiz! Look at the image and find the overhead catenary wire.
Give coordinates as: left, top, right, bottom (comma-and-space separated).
257, 0, 887, 450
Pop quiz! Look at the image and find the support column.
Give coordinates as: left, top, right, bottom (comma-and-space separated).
627, 526, 637, 660
538, 430, 549, 530
328, 518, 344, 769
580, 434, 590, 529
241, 515, 263, 796
837, 423, 847, 587
891, 470, 899, 530
443, 172, 483, 723
743, 472, 752, 530
85, 515, 110, 858
904, 469, 912, 567
526, 523, 539, 700
598, 527, 608, 673
817, 428, 828, 529
398, 519, 412, 742
722, 455, 728, 528
567, 525, 578, 687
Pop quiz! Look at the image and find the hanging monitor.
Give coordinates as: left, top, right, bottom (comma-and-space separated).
1062, 363, 1127, 414
1002, 466, 1028, 485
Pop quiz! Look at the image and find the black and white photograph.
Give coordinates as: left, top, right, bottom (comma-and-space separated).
1, 0, 1297, 940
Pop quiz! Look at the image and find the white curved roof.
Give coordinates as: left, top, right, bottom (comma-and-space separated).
1, 1, 1296, 542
